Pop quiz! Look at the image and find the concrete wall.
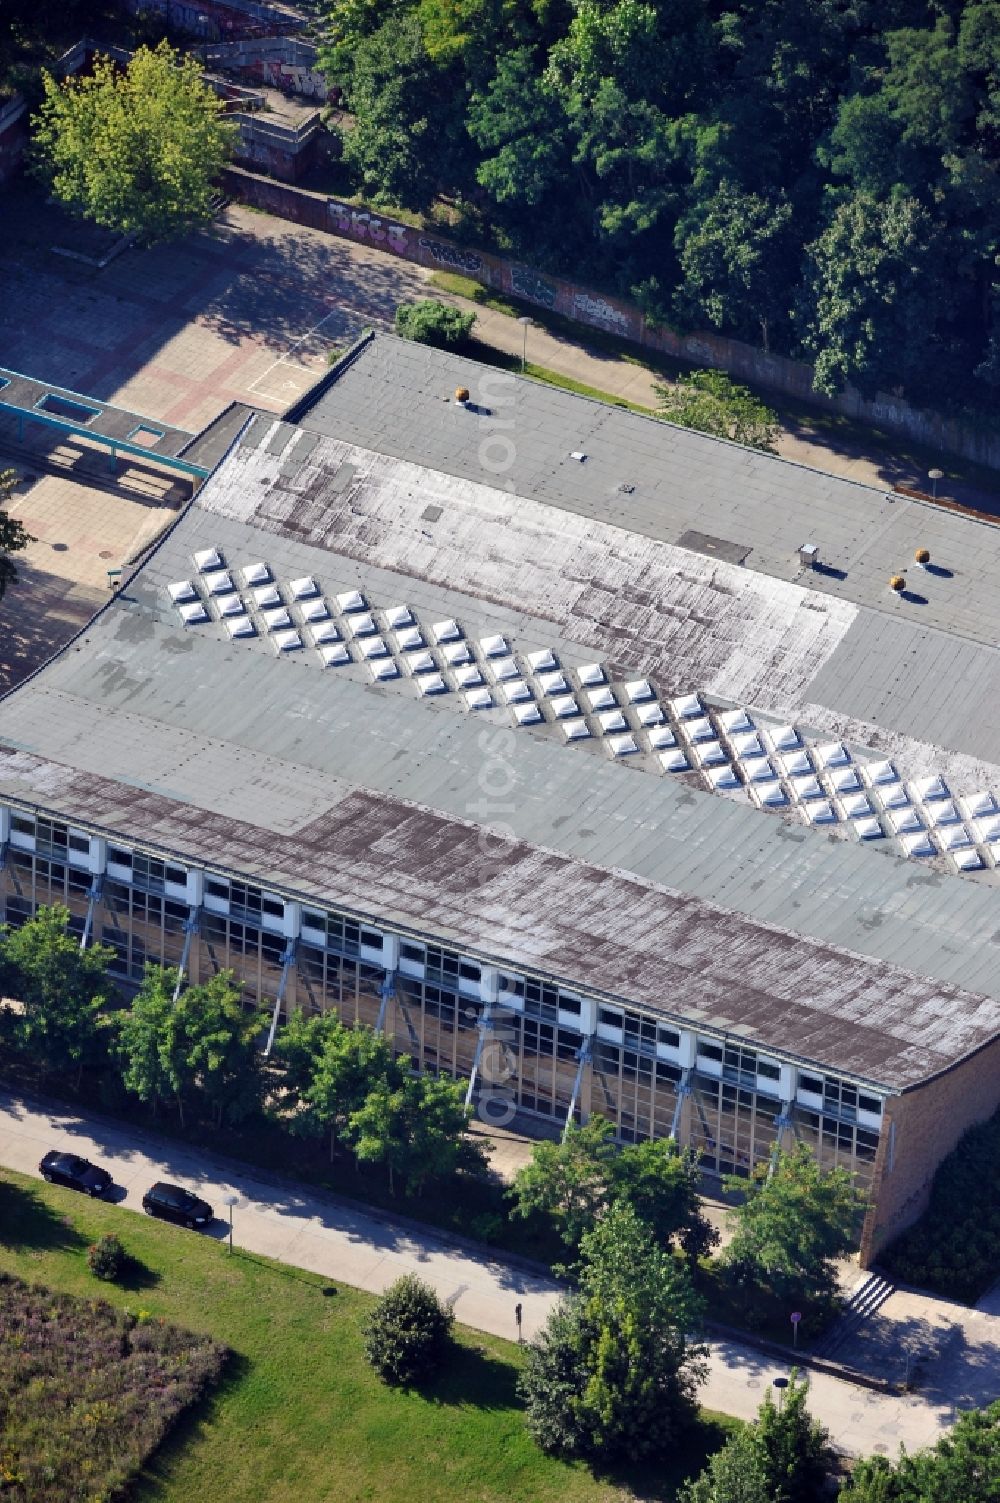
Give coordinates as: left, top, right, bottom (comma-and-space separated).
122, 0, 306, 40
221, 165, 1000, 473
860, 1035, 1000, 1263
200, 36, 329, 100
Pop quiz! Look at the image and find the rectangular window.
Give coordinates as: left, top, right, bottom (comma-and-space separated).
164, 862, 187, 887
68, 832, 90, 856
400, 941, 424, 964
698, 1041, 723, 1063
658, 1026, 680, 1049
757, 1060, 781, 1081
558, 995, 582, 1016
10, 813, 35, 838
360, 927, 383, 950
108, 845, 134, 870
458, 959, 481, 983
599, 1006, 623, 1028
858, 1093, 882, 1116
261, 895, 285, 920
498, 973, 525, 999
799, 1074, 823, 1095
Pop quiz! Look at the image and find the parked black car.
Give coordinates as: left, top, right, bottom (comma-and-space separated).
142, 1181, 214, 1230
39, 1150, 113, 1198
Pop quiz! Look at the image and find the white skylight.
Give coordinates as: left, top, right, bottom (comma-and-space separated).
597, 709, 628, 733
744, 758, 776, 782
480, 634, 508, 657
659, 749, 690, 772
718, 709, 753, 734
562, 719, 590, 741
503, 679, 532, 704
861, 759, 898, 786
346, 612, 376, 637
854, 817, 883, 841
513, 702, 542, 725
804, 800, 837, 824
194, 548, 223, 572
384, 605, 413, 628
320, 643, 350, 667
203, 570, 233, 595
887, 805, 923, 834
731, 732, 765, 760
453, 665, 483, 688
878, 782, 911, 809
685, 717, 716, 743
443, 641, 471, 665
309, 621, 340, 644
973, 814, 1000, 843
624, 680, 653, 703
432, 619, 461, 642
253, 584, 282, 607
215, 593, 244, 618
900, 831, 935, 857
912, 774, 950, 802
647, 726, 676, 749
937, 824, 972, 851
671, 693, 702, 719
273, 630, 302, 653
925, 800, 960, 827
960, 792, 996, 820
753, 780, 787, 807
491, 656, 520, 681
576, 663, 605, 687
764, 724, 800, 751
526, 649, 557, 672
537, 672, 569, 696
299, 599, 330, 623
550, 695, 579, 719
586, 686, 616, 711
813, 741, 850, 768
337, 590, 366, 613
790, 775, 823, 801
465, 687, 492, 710
289, 576, 318, 599
952, 848, 983, 871
369, 657, 398, 680
707, 765, 740, 789
360, 636, 388, 660
242, 562, 271, 586
395, 627, 424, 651
168, 581, 196, 603
261, 607, 292, 631
693, 740, 727, 767
405, 650, 436, 674
635, 703, 664, 727
827, 767, 860, 793
419, 674, 447, 696
778, 749, 811, 777
839, 792, 873, 819
608, 734, 638, 758
225, 615, 254, 638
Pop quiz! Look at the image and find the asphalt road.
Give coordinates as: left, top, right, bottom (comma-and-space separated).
0, 1086, 972, 1456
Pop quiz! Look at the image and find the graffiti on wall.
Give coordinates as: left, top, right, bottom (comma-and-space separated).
510, 266, 557, 308
417, 237, 483, 275
572, 292, 631, 337
329, 201, 410, 253
253, 59, 328, 99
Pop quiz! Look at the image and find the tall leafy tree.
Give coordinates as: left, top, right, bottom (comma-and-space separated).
509, 1116, 617, 1248
656, 369, 780, 451
674, 182, 796, 351
0, 470, 35, 605
840, 1399, 1000, 1502
0, 905, 112, 1083
682, 1370, 832, 1503
275, 1010, 399, 1158
115, 966, 177, 1117
31, 41, 234, 244
519, 1201, 706, 1460
348, 1069, 484, 1194
722, 1141, 863, 1308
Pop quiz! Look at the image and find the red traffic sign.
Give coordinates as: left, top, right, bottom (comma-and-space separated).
790, 1312, 802, 1323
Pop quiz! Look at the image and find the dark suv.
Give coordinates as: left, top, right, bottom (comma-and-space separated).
39, 1150, 113, 1198
142, 1181, 214, 1230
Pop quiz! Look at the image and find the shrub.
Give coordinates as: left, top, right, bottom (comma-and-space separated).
362, 1275, 453, 1386
394, 299, 476, 349
87, 1234, 125, 1281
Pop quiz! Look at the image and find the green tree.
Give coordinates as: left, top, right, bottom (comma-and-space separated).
841, 1399, 1000, 1502
362, 1273, 454, 1385
0, 469, 35, 604
275, 1010, 400, 1158
349, 1069, 485, 1194
674, 181, 796, 351
467, 48, 570, 208
509, 1117, 617, 1249
656, 369, 780, 452
0, 905, 112, 1083
394, 298, 476, 348
31, 41, 234, 245
117, 968, 261, 1128
612, 1135, 717, 1259
682, 1370, 832, 1503
519, 1201, 705, 1461
722, 1142, 862, 1309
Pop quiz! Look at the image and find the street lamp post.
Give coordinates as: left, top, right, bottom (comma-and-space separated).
928, 468, 944, 500
772, 1376, 789, 1410
517, 315, 532, 373
223, 1193, 239, 1255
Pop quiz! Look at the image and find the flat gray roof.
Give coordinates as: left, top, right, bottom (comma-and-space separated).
4, 415, 1000, 1090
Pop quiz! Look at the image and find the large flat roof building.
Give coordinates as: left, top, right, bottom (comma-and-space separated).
4, 332, 1000, 1260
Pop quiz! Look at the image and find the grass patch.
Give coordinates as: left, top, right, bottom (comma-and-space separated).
465, 337, 658, 416
0, 1264, 225, 1503
0, 1169, 737, 1502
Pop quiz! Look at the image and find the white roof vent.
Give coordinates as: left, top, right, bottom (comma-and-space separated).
912, 774, 950, 802
513, 702, 542, 725
369, 657, 399, 680
261, 607, 292, 631
319, 643, 350, 667
526, 649, 557, 672
337, 589, 366, 613
395, 627, 424, 652
253, 584, 282, 608
194, 547, 223, 572
765, 723, 800, 752
502, 679, 532, 704
671, 693, 702, 719
225, 614, 254, 638
718, 709, 753, 734
405, 650, 436, 675
360, 636, 388, 660
384, 605, 413, 628
480, 634, 508, 657
693, 740, 728, 767
242, 561, 271, 586
576, 663, 605, 687
442, 641, 471, 666
635, 702, 664, 728
707, 765, 740, 790
562, 719, 590, 741
624, 679, 653, 704
608, 734, 638, 757
659, 748, 690, 772
491, 656, 520, 682
537, 672, 568, 696
597, 709, 628, 734
216, 593, 244, 618
854, 817, 883, 841
289, 576, 318, 599
272, 629, 302, 653
647, 726, 676, 750
433, 619, 461, 643
309, 621, 340, 644
453, 664, 483, 689
299, 599, 330, 623
569, 450, 587, 462
203, 570, 233, 596
465, 687, 492, 710
346, 612, 376, 637
168, 580, 196, 603
550, 695, 579, 719
418, 674, 447, 696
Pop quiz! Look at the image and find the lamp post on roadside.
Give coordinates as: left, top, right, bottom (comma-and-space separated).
517, 316, 532, 373
928, 468, 944, 500
223, 1193, 239, 1255
772, 1376, 789, 1410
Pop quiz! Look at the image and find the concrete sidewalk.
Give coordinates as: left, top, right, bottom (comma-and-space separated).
0, 1087, 973, 1456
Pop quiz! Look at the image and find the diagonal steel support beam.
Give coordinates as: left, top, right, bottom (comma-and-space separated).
464, 999, 495, 1108
670, 1067, 693, 1139
768, 1102, 797, 1177
79, 875, 104, 950
375, 969, 396, 1033
172, 907, 201, 1000
563, 1035, 594, 1139
264, 938, 298, 1057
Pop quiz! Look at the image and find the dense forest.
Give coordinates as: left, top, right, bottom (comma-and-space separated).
322, 0, 1000, 415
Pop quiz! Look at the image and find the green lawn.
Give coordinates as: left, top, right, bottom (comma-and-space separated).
0, 1171, 735, 1503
